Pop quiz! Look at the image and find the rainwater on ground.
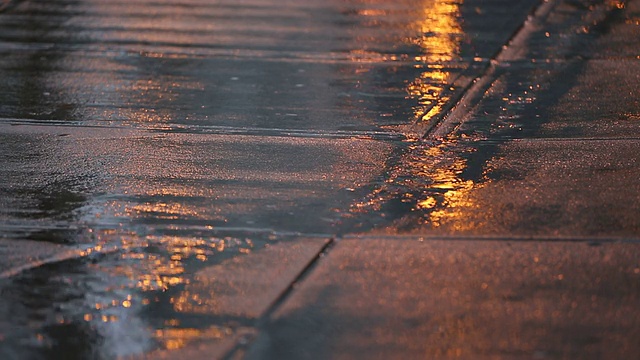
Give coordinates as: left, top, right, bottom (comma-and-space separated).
0, 0, 588, 357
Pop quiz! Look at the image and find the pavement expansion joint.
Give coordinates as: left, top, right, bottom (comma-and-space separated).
513, 137, 640, 142
0, 118, 407, 141
220, 237, 336, 360
0, 226, 335, 279
341, 234, 640, 244
421, 0, 553, 139
428, 0, 627, 140
259, 238, 336, 319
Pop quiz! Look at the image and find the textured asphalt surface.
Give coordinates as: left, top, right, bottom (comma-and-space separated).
0, 0, 639, 359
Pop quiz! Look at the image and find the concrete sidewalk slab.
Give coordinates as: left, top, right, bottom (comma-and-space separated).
355, 0, 640, 237
1, 0, 639, 358
145, 238, 330, 359
167, 238, 329, 320
365, 138, 640, 237
0, 124, 392, 238
239, 1, 640, 359
539, 59, 640, 139
453, 59, 640, 140
246, 238, 640, 359
464, 138, 640, 237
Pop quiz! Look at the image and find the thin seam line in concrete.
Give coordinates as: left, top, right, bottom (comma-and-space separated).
341, 234, 640, 244
256, 238, 335, 321
221, 237, 336, 360
0, 243, 120, 279
0, 250, 81, 279
0, 223, 334, 239
0, 119, 406, 141
425, 0, 630, 138
457, 137, 640, 143
423, 0, 554, 139
496, 57, 640, 63
0, 229, 333, 279
511, 137, 640, 142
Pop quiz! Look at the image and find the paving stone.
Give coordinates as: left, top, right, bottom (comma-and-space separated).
247, 238, 640, 359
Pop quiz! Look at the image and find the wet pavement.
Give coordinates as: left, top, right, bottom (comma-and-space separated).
1, 0, 639, 359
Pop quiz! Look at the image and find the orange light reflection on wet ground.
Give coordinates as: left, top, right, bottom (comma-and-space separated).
407, 0, 463, 124
154, 326, 231, 350
346, 0, 482, 232
412, 140, 480, 231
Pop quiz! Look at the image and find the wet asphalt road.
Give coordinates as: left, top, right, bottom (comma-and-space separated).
1, 0, 639, 358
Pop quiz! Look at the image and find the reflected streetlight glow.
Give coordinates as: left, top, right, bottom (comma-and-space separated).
346, 0, 481, 232
407, 0, 463, 123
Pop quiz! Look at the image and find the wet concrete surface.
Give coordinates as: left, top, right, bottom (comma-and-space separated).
0, 0, 542, 357
0, 0, 533, 133
240, 0, 640, 359
1, 0, 640, 358
353, 0, 640, 238
247, 239, 640, 359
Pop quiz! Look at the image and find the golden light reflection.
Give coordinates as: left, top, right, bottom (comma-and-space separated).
154, 326, 231, 350
410, 1, 463, 62
91, 235, 251, 309
172, 290, 208, 314
127, 202, 201, 221
343, 0, 463, 132
349, 137, 484, 233
347, 1, 478, 231
114, 73, 204, 126
100, 236, 239, 293
407, 0, 463, 124
421, 160, 477, 230
80, 233, 254, 353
